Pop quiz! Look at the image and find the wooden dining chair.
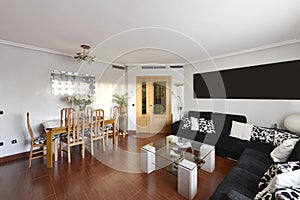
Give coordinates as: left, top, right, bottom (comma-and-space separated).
88, 109, 105, 155
60, 107, 74, 127
60, 111, 85, 163
27, 112, 58, 168
85, 106, 93, 123
105, 106, 120, 142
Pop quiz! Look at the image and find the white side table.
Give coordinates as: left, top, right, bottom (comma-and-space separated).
178, 159, 197, 200
141, 145, 155, 174
200, 145, 215, 173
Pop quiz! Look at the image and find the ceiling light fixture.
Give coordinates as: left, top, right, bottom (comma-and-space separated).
74, 44, 96, 63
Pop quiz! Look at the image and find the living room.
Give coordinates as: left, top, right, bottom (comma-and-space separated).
0, 1, 300, 199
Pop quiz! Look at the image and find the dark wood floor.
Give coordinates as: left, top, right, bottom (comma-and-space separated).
0, 134, 235, 200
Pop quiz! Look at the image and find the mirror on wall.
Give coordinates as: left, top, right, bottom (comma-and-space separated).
51, 70, 95, 96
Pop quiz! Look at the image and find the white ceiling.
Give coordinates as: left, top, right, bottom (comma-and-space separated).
1, 0, 300, 65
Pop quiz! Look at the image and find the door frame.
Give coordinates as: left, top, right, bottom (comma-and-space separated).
136, 76, 172, 134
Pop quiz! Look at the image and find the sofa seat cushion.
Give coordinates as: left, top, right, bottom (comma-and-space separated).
226, 190, 252, 200
210, 167, 260, 199
210, 149, 274, 200
235, 149, 273, 176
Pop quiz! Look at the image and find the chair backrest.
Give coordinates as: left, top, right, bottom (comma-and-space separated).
60, 108, 74, 127
85, 106, 93, 123
90, 109, 105, 138
67, 111, 85, 144
26, 112, 34, 142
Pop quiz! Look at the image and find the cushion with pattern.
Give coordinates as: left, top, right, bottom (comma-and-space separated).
255, 161, 300, 200
181, 117, 191, 129
198, 118, 216, 134
251, 126, 299, 146
275, 187, 300, 200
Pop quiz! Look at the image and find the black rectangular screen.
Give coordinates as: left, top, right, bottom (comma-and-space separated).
193, 59, 300, 99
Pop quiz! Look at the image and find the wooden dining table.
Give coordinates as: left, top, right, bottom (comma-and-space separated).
44, 117, 116, 168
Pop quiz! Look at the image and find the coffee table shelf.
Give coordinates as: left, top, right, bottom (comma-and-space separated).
141, 135, 215, 199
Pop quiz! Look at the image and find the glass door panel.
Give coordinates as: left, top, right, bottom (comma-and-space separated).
142, 82, 147, 115
153, 82, 166, 114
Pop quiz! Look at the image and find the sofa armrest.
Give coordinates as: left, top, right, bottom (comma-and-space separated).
171, 120, 181, 135
226, 190, 252, 200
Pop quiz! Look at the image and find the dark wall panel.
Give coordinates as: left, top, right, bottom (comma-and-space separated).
193, 59, 300, 99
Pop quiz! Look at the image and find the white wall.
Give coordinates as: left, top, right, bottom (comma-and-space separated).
95, 66, 126, 116
184, 42, 300, 128
0, 44, 124, 157
2, 40, 299, 157
126, 66, 184, 130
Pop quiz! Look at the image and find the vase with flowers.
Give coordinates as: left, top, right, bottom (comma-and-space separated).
66, 94, 96, 111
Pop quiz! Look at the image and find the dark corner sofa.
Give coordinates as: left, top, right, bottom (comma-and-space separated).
171, 111, 300, 200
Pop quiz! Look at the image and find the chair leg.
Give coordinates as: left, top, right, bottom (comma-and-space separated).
53, 140, 58, 162
60, 141, 64, 158
67, 146, 71, 163
106, 133, 109, 145
91, 139, 94, 156
82, 142, 85, 158
102, 138, 105, 150
28, 146, 33, 168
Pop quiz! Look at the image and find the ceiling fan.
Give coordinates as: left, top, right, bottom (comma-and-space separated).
74, 44, 96, 63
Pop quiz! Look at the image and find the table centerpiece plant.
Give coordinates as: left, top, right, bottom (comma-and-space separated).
66, 94, 96, 111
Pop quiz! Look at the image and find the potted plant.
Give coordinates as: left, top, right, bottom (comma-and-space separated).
112, 93, 128, 135
112, 93, 128, 107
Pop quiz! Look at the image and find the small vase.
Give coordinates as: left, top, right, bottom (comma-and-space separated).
73, 104, 85, 112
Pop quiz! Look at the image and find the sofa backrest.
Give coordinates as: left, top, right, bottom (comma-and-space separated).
288, 139, 300, 161
188, 111, 247, 136
187, 111, 249, 159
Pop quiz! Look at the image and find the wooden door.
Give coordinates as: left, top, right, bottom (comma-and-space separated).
136, 76, 171, 134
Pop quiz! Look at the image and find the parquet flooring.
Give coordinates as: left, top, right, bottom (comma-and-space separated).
0, 133, 235, 200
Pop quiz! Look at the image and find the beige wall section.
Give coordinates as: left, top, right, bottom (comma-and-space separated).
184, 42, 300, 128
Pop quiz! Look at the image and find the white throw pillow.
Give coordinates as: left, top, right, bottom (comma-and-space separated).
190, 117, 199, 131
274, 169, 300, 189
256, 170, 300, 199
229, 121, 253, 141
270, 138, 299, 162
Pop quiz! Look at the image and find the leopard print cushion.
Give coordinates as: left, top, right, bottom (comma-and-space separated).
251, 126, 299, 146
198, 118, 216, 134
33, 135, 58, 144
272, 130, 299, 146
275, 187, 300, 200
181, 117, 191, 129
258, 162, 300, 191
255, 161, 300, 200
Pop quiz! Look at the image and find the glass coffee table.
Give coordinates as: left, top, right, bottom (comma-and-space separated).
141, 135, 215, 199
